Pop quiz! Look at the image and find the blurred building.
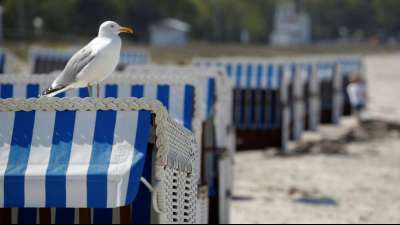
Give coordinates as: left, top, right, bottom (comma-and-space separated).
150, 18, 191, 47
270, 2, 311, 47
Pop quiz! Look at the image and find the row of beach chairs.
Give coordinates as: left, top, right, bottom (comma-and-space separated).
0, 51, 364, 224
193, 55, 364, 152
0, 65, 234, 224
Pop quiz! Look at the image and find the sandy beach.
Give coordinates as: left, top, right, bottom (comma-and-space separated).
231, 54, 400, 224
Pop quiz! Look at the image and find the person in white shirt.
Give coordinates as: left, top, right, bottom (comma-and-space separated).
347, 74, 367, 128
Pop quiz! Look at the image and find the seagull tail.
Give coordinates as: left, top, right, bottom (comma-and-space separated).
39, 85, 69, 98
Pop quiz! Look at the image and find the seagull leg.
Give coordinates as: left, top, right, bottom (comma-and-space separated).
96, 83, 100, 98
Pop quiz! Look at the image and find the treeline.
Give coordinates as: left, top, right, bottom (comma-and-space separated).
2, 0, 400, 43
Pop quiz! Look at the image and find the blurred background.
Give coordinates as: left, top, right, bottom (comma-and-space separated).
1, 0, 399, 224
3, 0, 400, 62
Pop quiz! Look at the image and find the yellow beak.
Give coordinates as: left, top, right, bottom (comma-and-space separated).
119, 27, 134, 34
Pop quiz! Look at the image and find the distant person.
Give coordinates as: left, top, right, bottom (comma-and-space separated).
347, 73, 367, 129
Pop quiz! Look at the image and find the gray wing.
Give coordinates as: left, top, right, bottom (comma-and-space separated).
53, 46, 96, 87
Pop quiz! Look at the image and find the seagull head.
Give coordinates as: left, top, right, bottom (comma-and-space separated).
98, 21, 134, 38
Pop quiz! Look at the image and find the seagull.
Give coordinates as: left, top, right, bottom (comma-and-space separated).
40, 21, 134, 97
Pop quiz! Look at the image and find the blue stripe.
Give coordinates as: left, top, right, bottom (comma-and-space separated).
18, 209, 37, 224
27, 84, 39, 98
256, 65, 263, 88
93, 85, 117, 223
125, 111, 151, 205
291, 64, 296, 81
4, 111, 35, 207
0, 84, 13, 98
157, 85, 170, 110
46, 111, 76, 208
87, 110, 117, 208
132, 121, 153, 224
56, 209, 75, 224
246, 64, 253, 88
131, 85, 144, 98
226, 64, 233, 78
79, 88, 90, 98
207, 79, 216, 117
56, 92, 66, 98
236, 64, 242, 88
267, 65, 273, 89
183, 85, 194, 131
105, 85, 118, 98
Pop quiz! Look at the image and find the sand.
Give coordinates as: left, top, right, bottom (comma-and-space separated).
231, 54, 400, 224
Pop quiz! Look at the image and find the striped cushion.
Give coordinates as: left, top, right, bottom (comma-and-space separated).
0, 109, 152, 209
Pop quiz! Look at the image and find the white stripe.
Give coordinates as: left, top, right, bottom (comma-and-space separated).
144, 85, 157, 100
271, 66, 279, 90
107, 111, 138, 207
259, 64, 268, 88
13, 84, 26, 98
169, 86, 185, 126
0, 112, 15, 207
24, 112, 56, 207
251, 64, 258, 88
65, 111, 97, 208
65, 89, 78, 98
117, 85, 131, 98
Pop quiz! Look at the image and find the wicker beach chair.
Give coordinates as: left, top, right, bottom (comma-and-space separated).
194, 57, 291, 153
0, 98, 199, 224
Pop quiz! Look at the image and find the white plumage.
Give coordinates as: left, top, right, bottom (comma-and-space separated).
41, 21, 134, 97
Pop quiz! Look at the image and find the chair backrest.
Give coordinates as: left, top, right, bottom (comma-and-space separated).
0, 98, 199, 224
194, 58, 289, 131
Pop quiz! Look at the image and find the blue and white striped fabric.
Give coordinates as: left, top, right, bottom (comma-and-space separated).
0, 52, 6, 74
0, 82, 194, 132
0, 108, 152, 209
225, 63, 281, 89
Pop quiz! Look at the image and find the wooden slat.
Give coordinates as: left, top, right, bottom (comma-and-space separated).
0, 208, 12, 224
39, 208, 52, 224
79, 209, 91, 224
119, 206, 131, 224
